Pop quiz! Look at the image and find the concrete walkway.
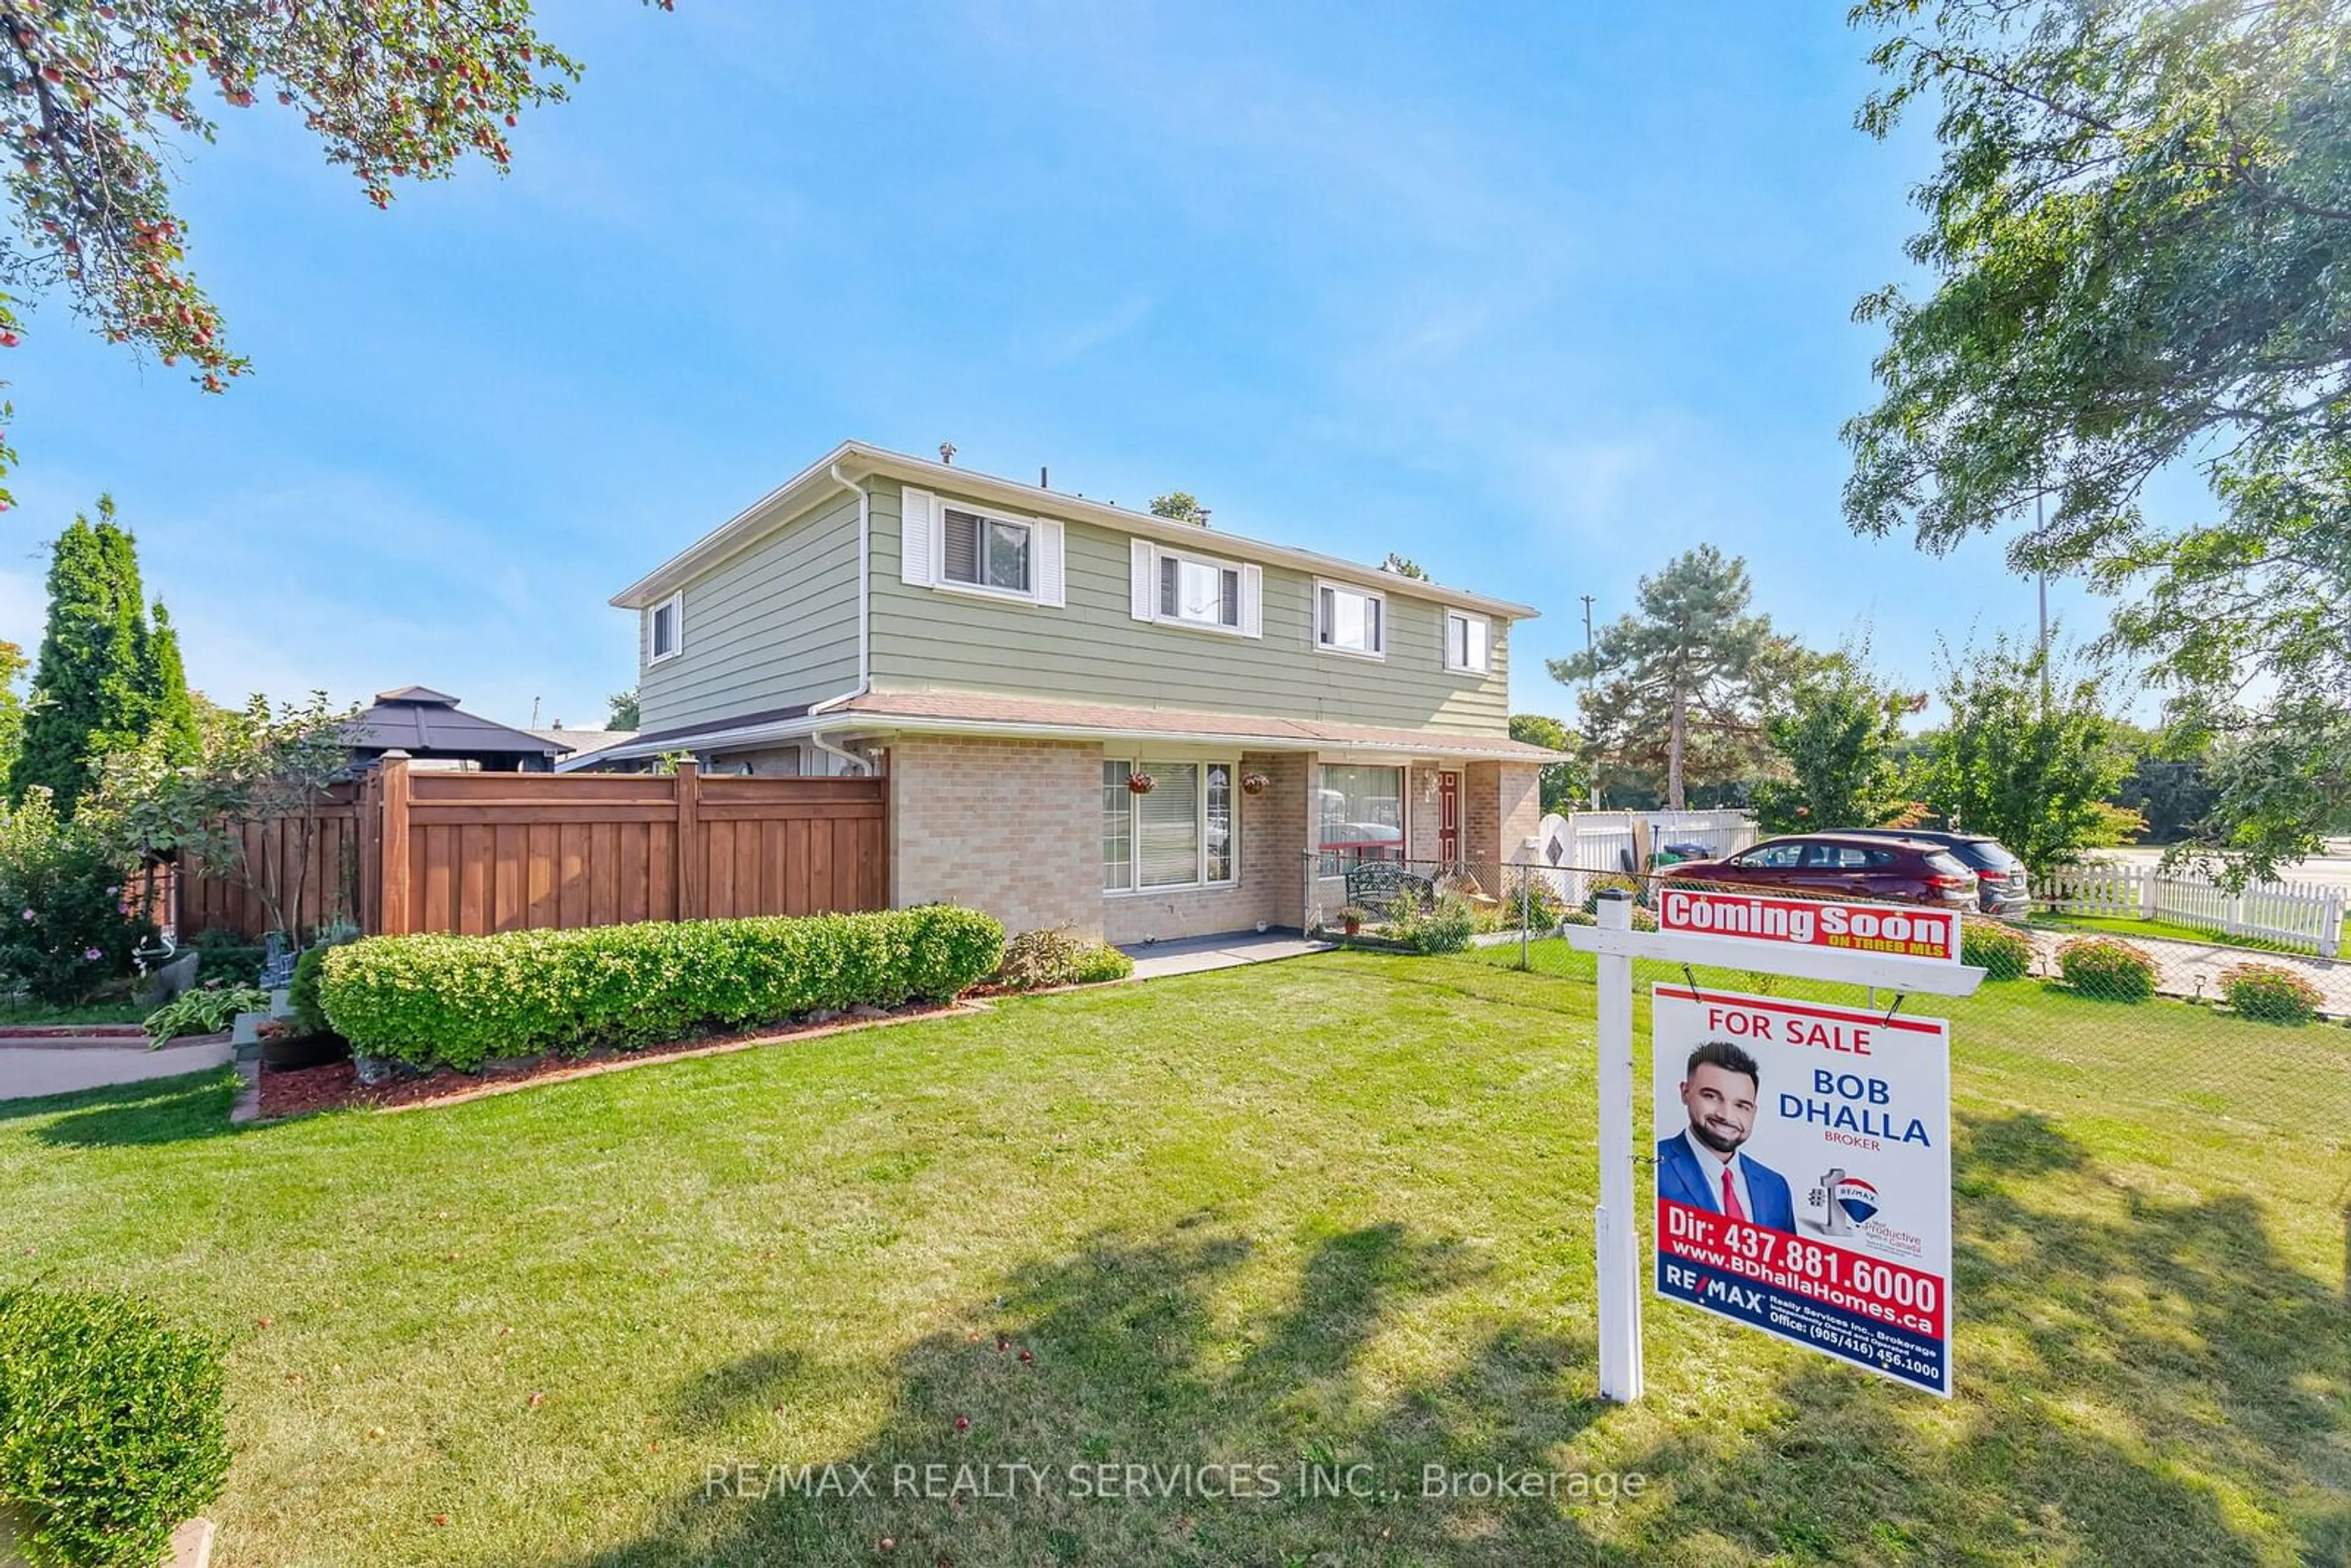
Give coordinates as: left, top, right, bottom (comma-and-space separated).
0, 1035, 231, 1102
2025, 925, 2351, 1013
1120, 931, 1334, 980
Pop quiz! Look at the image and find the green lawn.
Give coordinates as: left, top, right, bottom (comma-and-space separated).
0, 996, 151, 1027
2, 950, 2345, 1566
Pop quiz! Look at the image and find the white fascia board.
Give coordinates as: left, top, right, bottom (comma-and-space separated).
1559, 924, 1987, 997
609, 440, 1541, 620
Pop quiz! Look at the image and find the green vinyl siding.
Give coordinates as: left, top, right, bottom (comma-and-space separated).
637, 490, 861, 732
867, 480, 1509, 735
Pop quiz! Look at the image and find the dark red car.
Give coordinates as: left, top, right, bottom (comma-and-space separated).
1665, 833, 1979, 910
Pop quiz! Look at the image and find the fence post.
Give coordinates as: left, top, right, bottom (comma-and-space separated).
378, 751, 412, 937
2321, 888, 2343, 960
2137, 866, 2156, 920
674, 760, 703, 921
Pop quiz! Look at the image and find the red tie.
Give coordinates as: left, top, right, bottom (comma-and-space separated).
1721, 1166, 1745, 1221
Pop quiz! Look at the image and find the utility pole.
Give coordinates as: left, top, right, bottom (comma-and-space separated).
1581, 595, 1601, 809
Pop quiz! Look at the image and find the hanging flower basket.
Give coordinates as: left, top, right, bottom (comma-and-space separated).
1127, 772, 1158, 795
1240, 772, 1270, 796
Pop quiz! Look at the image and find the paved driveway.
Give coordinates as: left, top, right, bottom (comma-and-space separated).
0, 1035, 231, 1101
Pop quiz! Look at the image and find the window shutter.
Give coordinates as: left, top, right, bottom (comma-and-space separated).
1131, 539, 1155, 621
1036, 519, 1065, 607
1239, 565, 1262, 637
901, 487, 936, 586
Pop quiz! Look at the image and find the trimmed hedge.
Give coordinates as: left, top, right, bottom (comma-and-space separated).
1961, 918, 2034, 980
320, 907, 1005, 1071
2055, 936, 2158, 1002
0, 1287, 228, 1568
2218, 962, 2323, 1025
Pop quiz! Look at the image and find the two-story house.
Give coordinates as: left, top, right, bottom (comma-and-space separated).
582, 441, 1559, 943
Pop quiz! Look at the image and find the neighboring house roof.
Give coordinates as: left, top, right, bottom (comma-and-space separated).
527, 727, 637, 762
568, 689, 1569, 768
348, 689, 564, 760
609, 440, 1541, 620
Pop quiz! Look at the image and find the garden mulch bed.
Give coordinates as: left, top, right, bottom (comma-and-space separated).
255, 999, 983, 1121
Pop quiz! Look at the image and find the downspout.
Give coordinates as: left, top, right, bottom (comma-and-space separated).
814, 461, 873, 778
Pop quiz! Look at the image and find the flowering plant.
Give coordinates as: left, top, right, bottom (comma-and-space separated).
1127, 772, 1158, 795
1240, 772, 1270, 796
0, 788, 151, 1005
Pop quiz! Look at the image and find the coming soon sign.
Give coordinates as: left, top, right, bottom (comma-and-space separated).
1656, 888, 1962, 967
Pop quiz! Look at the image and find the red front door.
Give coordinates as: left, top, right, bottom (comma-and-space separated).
1438, 771, 1461, 865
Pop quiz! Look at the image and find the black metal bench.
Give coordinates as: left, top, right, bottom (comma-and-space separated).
1344, 860, 1436, 913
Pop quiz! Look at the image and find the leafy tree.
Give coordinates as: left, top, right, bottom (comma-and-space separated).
1846, 0, 2351, 877
0, 2, 669, 506
1507, 714, 1592, 815
88, 691, 356, 941
606, 688, 640, 730
1149, 492, 1209, 526
10, 503, 152, 809
1750, 653, 1925, 834
0, 639, 24, 787
1380, 552, 1428, 580
143, 602, 200, 765
1916, 638, 2134, 878
1548, 546, 1783, 809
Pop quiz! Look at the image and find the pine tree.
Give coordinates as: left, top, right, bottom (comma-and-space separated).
10, 502, 158, 811
143, 602, 201, 766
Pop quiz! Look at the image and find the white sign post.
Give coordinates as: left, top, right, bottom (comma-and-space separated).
1564, 889, 1984, 1403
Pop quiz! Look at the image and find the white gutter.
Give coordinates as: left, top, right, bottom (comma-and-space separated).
809, 461, 875, 777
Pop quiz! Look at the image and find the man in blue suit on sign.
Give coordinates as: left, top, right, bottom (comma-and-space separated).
1657, 1040, 1797, 1232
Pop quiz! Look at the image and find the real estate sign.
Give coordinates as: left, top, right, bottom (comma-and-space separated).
1649, 982, 1954, 1396
1655, 888, 1962, 967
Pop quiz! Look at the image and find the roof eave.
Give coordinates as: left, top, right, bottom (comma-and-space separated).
608, 440, 1542, 620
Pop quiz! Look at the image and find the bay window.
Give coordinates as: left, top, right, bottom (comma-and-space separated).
1102, 757, 1238, 892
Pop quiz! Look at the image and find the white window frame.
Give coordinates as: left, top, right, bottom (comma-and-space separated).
935, 501, 1039, 602
1145, 544, 1256, 638
1314, 579, 1387, 660
1442, 609, 1491, 674
647, 591, 684, 666
1103, 754, 1241, 896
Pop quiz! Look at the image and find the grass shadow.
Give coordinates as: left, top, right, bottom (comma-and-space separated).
566, 1218, 1603, 1567
0, 1065, 240, 1148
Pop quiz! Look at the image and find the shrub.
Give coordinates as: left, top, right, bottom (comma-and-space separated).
2055, 936, 2157, 1002
2218, 962, 2323, 1025
996, 928, 1131, 990
1502, 870, 1567, 931
1580, 872, 1642, 915
0, 1286, 229, 1568
1962, 918, 2034, 980
142, 983, 267, 1044
1389, 895, 1477, 955
320, 906, 1006, 1071
0, 790, 149, 1007
287, 928, 362, 1039
189, 928, 264, 986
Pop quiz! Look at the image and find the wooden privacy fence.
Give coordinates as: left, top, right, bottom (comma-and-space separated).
176, 758, 890, 940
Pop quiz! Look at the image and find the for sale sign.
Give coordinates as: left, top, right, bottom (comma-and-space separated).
1650, 983, 1954, 1396
1655, 888, 1961, 967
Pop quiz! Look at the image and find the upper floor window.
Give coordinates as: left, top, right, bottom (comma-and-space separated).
943, 506, 1031, 595
1316, 581, 1385, 658
1444, 609, 1490, 673
900, 486, 1065, 607
1130, 541, 1260, 636
648, 591, 683, 664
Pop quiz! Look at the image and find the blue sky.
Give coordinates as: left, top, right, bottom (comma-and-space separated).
0, 2, 2117, 732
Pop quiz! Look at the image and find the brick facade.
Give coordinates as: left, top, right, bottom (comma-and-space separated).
1464, 761, 1542, 874
885, 736, 1102, 939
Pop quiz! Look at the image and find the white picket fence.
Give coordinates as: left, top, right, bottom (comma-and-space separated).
2036, 861, 2345, 958
1527, 810, 1760, 906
